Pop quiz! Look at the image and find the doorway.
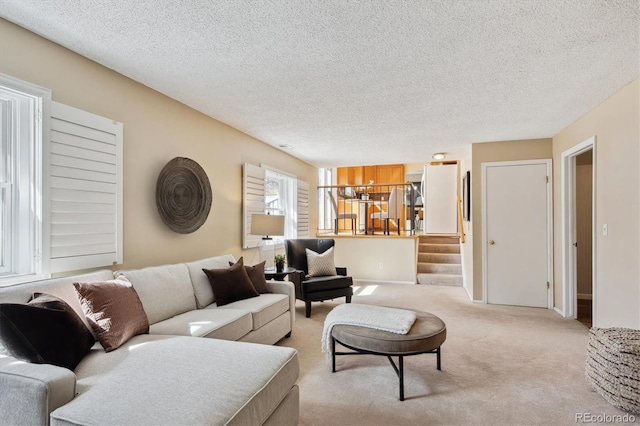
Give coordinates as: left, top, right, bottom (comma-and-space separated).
482, 160, 553, 308
561, 136, 596, 325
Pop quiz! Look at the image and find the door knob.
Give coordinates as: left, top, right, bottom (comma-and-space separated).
488, 240, 495, 245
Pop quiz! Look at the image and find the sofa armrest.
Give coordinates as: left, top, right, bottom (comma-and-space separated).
266, 280, 296, 325
0, 356, 76, 426
287, 271, 306, 299
336, 267, 348, 276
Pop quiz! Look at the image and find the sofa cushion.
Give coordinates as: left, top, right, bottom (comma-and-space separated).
215, 293, 289, 330
0, 293, 94, 370
52, 335, 299, 426
74, 277, 149, 352
306, 246, 337, 277
149, 309, 252, 341
115, 263, 196, 325
185, 254, 236, 308
203, 258, 259, 307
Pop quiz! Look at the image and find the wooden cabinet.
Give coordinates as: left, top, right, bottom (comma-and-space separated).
336, 164, 405, 187
376, 164, 405, 185
337, 167, 354, 185
363, 166, 376, 185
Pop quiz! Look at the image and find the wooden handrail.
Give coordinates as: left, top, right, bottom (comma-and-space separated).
457, 195, 466, 243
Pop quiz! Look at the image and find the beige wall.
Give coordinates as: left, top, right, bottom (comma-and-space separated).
471, 139, 553, 300
0, 19, 318, 272
552, 79, 639, 328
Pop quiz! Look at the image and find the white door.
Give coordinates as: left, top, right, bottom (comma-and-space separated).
484, 161, 551, 308
424, 164, 458, 234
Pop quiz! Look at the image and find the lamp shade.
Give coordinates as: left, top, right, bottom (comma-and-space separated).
251, 214, 285, 238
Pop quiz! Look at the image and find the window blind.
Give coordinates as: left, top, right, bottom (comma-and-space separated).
297, 180, 309, 238
242, 163, 265, 249
49, 102, 123, 272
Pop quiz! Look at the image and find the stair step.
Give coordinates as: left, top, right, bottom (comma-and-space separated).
417, 262, 462, 274
418, 243, 460, 254
417, 273, 463, 286
418, 236, 460, 245
418, 253, 461, 264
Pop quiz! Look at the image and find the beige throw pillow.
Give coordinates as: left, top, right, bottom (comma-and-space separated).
306, 247, 337, 277
73, 276, 149, 352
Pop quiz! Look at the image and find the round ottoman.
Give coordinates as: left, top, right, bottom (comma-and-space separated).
331, 310, 446, 401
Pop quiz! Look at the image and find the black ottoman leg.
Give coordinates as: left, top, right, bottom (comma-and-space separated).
331, 337, 336, 372
399, 356, 404, 401
437, 346, 441, 370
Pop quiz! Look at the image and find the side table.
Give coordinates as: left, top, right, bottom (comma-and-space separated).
264, 266, 296, 281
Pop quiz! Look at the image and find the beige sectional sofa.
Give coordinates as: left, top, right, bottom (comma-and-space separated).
0, 254, 299, 425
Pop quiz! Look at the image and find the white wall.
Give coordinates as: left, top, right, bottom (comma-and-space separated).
333, 237, 417, 283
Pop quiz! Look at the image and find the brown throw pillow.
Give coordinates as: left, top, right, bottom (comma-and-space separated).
228, 258, 271, 294
0, 293, 94, 370
203, 257, 260, 306
73, 276, 149, 352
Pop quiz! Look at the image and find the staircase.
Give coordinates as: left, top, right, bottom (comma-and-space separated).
416, 235, 462, 286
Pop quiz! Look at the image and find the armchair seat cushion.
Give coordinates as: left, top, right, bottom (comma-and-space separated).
303, 275, 354, 293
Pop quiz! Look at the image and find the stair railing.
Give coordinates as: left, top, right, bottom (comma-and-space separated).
457, 195, 466, 243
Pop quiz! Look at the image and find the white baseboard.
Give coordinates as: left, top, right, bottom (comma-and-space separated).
553, 306, 566, 317
353, 279, 415, 285
577, 293, 593, 300
463, 284, 484, 303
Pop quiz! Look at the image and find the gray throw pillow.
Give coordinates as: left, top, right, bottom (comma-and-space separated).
306, 247, 337, 277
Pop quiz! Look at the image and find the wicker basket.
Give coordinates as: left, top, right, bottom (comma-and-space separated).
585, 327, 640, 414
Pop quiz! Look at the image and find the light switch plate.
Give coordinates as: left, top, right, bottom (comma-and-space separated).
602, 224, 608, 236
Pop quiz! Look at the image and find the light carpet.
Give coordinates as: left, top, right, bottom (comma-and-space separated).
277, 283, 638, 425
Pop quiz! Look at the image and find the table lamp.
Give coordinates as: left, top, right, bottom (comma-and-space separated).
251, 213, 285, 270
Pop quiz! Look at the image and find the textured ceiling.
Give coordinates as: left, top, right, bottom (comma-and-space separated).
1, 0, 638, 167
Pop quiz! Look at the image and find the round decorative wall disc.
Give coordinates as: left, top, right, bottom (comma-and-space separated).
155, 157, 212, 234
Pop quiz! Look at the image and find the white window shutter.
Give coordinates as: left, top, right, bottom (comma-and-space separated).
243, 163, 265, 249
49, 102, 123, 273
297, 180, 309, 238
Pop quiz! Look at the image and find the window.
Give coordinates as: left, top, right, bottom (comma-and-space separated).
265, 169, 297, 239
0, 75, 48, 282
242, 163, 308, 249
317, 168, 333, 231
1, 73, 123, 286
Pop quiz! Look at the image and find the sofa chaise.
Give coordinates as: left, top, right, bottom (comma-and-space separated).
0, 254, 299, 425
